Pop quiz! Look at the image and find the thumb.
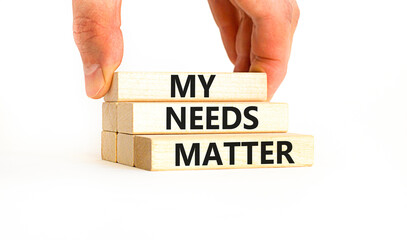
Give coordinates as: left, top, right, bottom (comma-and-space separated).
73, 0, 123, 99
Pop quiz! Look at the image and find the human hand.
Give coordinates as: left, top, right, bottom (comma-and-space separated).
73, 0, 298, 99
73, 0, 123, 99
208, 0, 300, 99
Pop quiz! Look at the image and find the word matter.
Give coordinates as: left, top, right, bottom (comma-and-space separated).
175, 141, 294, 166
118, 133, 314, 171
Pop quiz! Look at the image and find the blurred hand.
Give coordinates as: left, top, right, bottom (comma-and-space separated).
208, 0, 300, 99
73, 0, 299, 100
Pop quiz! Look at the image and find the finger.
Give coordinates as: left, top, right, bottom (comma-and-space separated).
234, 12, 252, 72
234, 0, 299, 100
289, 0, 300, 33
72, 0, 123, 99
208, 0, 239, 64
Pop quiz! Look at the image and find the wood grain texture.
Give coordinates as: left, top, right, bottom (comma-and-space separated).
104, 72, 267, 102
101, 131, 117, 163
116, 133, 313, 171
102, 102, 118, 132
116, 102, 288, 134
117, 133, 135, 166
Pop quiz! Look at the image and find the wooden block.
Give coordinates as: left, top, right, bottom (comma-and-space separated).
116, 102, 288, 134
104, 72, 267, 102
102, 102, 117, 132
101, 131, 117, 163
117, 133, 135, 166
117, 133, 313, 171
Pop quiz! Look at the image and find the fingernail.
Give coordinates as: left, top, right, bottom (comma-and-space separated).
249, 65, 264, 73
84, 64, 105, 98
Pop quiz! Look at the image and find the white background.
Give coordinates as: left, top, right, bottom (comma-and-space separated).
1, 0, 406, 239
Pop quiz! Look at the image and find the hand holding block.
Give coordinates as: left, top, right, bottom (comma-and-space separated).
117, 133, 314, 170
104, 72, 267, 102
114, 102, 288, 134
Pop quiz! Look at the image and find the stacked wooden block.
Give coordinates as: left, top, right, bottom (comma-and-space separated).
101, 72, 314, 171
